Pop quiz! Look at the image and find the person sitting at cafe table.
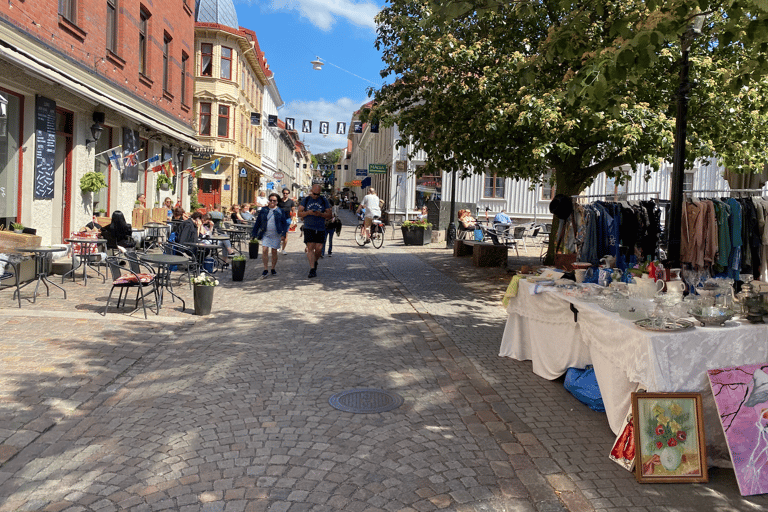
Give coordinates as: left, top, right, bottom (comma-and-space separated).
230, 204, 246, 224
163, 197, 174, 220
494, 209, 511, 225
240, 203, 255, 221
100, 210, 136, 250
201, 213, 235, 265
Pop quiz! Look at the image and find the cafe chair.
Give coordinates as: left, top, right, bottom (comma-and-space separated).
104, 255, 159, 319
523, 226, 541, 251
0, 256, 21, 308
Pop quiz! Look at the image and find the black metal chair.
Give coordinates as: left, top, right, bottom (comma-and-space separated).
159, 242, 199, 289
104, 255, 159, 319
0, 256, 21, 308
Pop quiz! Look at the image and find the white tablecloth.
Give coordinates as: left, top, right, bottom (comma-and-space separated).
500, 280, 768, 463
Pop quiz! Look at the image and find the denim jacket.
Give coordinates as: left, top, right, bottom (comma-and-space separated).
251, 206, 289, 240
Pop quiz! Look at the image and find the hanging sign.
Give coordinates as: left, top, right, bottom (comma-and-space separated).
239, 167, 247, 178
274, 171, 284, 180
356, 168, 367, 176
285, 118, 295, 131
395, 160, 407, 172
250, 112, 261, 125
368, 163, 387, 174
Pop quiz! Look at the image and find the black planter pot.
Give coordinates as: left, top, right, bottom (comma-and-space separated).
249, 242, 259, 259
401, 226, 432, 245
232, 259, 246, 281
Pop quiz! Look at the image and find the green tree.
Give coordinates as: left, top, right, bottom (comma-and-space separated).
371, 0, 768, 199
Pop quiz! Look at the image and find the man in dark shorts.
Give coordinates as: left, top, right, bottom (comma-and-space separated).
298, 183, 331, 278
277, 188, 295, 254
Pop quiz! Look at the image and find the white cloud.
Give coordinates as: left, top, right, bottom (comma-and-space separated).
238, 0, 380, 31
282, 97, 366, 154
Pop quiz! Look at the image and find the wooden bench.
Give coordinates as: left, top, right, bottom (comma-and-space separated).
453, 239, 508, 267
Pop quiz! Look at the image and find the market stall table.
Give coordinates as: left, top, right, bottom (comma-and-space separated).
62, 238, 107, 286
16, 246, 67, 302
138, 253, 190, 311
500, 279, 768, 464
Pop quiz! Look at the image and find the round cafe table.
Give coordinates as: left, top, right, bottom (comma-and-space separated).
16, 246, 67, 302
63, 238, 107, 286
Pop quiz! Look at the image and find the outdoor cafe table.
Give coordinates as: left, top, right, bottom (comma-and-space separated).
183, 242, 222, 272
219, 227, 249, 254
499, 279, 768, 463
63, 237, 107, 286
142, 222, 170, 250
138, 253, 189, 311
16, 246, 67, 302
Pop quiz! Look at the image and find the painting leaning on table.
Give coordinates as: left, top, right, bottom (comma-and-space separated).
708, 364, 768, 496
631, 392, 707, 483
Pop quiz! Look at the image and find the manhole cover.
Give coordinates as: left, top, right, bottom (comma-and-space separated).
329, 388, 404, 413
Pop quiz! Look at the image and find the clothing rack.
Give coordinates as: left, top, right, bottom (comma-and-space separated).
571, 191, 660, 203
684, 188, 766, 196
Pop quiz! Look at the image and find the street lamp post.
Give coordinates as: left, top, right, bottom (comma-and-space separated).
445, 170, 457, 248
667, 15, 706, 267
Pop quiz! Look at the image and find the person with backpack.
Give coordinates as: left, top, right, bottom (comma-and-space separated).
297, 184, 331, 278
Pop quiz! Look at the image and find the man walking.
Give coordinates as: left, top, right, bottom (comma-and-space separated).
277, 188, 295, 254
298, 184, 331, 278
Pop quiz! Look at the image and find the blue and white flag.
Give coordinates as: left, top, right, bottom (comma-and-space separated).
107, 147, 123, 172
211, 159, 220, 174
148, 154, 160, 166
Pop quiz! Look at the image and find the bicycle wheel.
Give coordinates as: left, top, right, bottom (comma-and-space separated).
371, 226, 384, 248
355, 224, 366, 246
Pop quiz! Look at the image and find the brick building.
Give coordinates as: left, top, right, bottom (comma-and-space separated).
0, 0, 198, 243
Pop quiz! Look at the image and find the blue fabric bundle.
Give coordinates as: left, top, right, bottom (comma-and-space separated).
564, 366, 605, 412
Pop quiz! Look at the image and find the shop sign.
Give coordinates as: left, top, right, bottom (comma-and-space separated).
355, 168, 367, 176
368, 163, 387, 174
193, 146, 215, 159
395, 160, 407, 173
239, 168, 247, 177
274, 172, 284, 180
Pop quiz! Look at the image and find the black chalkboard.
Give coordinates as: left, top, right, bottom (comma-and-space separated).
122, 127, 139, 182
34, 95, 56, 199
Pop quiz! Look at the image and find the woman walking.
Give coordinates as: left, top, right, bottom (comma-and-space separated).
251, 192, 289, 279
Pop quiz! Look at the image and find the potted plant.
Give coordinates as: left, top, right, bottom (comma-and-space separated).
156, 173, 172, 191
231, 254, 246, 281
10, 222, 23, 234
191, 273, 218, 315
249, 237, 260, 259
79, 171, 108, 194
401, 219, 433, 246
97, 208, 107, 217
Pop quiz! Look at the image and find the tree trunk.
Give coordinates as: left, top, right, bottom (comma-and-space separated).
542, 170, 589, 266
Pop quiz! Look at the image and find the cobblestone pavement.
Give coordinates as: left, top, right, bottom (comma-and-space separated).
0, 210, 765, 511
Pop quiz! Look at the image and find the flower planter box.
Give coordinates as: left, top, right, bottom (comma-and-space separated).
248, 242, 259, 259
232, 259, 246, 281
401, 226, 432, 246
193, 285, 214, 316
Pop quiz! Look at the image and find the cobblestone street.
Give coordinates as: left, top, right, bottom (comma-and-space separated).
0, 212, 765, 511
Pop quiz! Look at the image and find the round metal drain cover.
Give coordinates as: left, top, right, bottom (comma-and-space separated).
329, 388, 404, 413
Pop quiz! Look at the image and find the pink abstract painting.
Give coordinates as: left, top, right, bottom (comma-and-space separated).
708, 363, 768, 496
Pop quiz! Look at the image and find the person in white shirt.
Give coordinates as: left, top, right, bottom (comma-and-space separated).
255, 191, 269, 211
357, 188, 381, 243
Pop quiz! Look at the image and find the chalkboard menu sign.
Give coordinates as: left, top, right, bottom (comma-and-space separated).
34, 95, 56, 199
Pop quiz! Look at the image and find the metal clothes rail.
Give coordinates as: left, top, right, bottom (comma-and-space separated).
684, 188, 766, 196
571, 191, 660, 203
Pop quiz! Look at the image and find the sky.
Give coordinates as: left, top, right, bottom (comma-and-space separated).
233, 0, 386, 156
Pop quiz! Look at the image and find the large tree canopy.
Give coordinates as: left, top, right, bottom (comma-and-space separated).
369, 0, 768, 197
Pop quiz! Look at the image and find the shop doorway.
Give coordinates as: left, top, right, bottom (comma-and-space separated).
53, 108, 73, 242
198, 178, 221, 209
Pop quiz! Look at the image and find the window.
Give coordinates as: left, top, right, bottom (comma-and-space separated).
683, 171, 694, 192
162, 33, 171, 92
59, 0, 76, 21
200, 43, 212, 76
199, 103, 211, 135
484, 173, 505, 198
220, 46, 232, 80
218, 105, 229, 137
106, 0, 117, 52
180, 52, 188, 104
138, 8, 149, 75
606, 173, 629, 200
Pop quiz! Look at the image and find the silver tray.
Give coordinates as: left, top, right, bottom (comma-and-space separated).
634, 318, 695, 332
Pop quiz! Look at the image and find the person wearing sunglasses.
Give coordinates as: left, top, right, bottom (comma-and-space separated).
251, 192, 289, 278
277, 188, 296, 254
298, 184, 331, 278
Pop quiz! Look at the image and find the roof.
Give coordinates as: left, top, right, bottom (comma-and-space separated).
195, 0, 238, 29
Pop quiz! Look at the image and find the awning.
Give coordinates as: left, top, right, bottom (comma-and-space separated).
0, 33, 199, 147
199, 172, 226, 181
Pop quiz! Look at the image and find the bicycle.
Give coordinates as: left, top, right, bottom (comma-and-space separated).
355, 217, 385, 249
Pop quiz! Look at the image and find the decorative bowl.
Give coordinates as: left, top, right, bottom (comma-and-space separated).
689, 306, 735, 326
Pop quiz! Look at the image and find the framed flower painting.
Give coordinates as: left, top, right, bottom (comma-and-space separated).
631, 392, 708, 483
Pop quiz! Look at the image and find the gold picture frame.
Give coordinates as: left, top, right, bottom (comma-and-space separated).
631, 392, 708, 483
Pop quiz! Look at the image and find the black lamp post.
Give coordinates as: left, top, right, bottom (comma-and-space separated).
667, 15, 706, 267
445, 170, 457, 248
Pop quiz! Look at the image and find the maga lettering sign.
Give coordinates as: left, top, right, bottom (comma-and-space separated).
368, 163, 387, 174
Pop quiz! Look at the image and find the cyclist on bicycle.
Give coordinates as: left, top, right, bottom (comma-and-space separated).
356, 187, 381, 244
